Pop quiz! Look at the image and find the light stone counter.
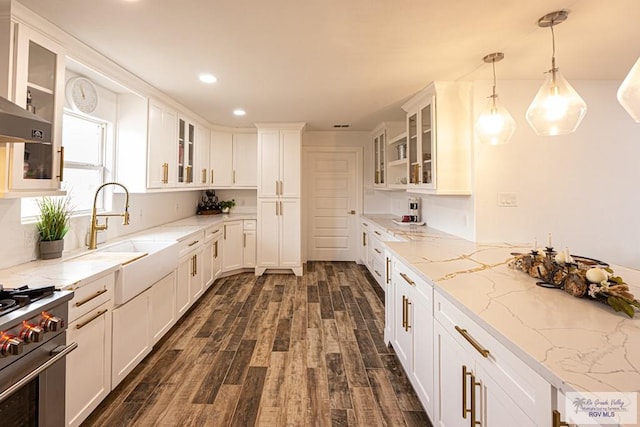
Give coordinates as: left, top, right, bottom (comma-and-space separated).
364, 215, 640, 399
0, 213, 256, 290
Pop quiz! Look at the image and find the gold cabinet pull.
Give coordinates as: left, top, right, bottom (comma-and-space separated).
224, 224, 226, 239
552, 410, 570, 427
386, 257, 391, 284
462, 365, 472, 419
362, 232, 367, 247
455, 326, 490, 358
374, 269, 381, 278
57, 146, 64, 181
362, 222, 369, 227
194, 254, 197, 276
279, 180, 283, 195
405, 298, 411, 331
210, 169, 214, 184
233, 170, 236, 184
74, 289, 108, 307
399, 272, 415, 286
188, 240, 199, 247
161, 163, 169, 184
76, 309, 108, 330
401, 295, 406, 329
374, 248, 382, 254
186, 165, 193, 183
214, 241, 218, 258
374, 230, 381, 236
275, 180, 279, 195
243, 232, 246, 248
202, 168, 207, 184
472, 375, 482, 427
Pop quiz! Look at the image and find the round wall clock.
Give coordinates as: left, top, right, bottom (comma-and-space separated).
66, 77, 98, 114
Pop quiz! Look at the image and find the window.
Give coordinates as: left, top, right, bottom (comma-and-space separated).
21, 111, 109, 219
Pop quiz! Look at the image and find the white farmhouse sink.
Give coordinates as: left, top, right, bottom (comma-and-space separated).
99, 239, 178, 305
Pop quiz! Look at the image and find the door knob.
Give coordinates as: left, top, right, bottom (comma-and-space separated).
348, 210, 356, 215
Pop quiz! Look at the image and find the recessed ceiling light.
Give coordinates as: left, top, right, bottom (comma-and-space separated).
198, 73, 217, 84
233, 109, 246, 116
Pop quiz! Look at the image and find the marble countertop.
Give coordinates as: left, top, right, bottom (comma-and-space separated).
363, 214, 640, 398
0, 213, 256, 290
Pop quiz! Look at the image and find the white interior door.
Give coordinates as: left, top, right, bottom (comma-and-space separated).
303, 147, 361, 261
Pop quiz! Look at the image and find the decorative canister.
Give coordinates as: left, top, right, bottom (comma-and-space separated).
397, 144, 407, 160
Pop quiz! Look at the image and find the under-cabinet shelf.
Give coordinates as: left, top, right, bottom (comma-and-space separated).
388, 159, 407, 167
27, 82, 54, 95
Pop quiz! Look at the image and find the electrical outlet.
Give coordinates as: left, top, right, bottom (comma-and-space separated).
497, 192, 518, 207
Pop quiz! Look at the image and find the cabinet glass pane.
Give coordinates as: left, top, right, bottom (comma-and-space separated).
421, 104, 433, 184
374, 136, 380, 184
27, 41, 55, 92
379, 133, 385, 184
187, 123, 194, 179
178, 119, 185, 182
408, 114, 419, 184
23, 144, 53, 180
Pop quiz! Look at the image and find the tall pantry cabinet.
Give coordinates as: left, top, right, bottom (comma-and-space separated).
255, 123, 305, 276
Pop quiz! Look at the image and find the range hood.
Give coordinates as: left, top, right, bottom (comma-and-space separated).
0, 95, 52, 144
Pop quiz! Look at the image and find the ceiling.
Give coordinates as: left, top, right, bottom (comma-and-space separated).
16, 0, 640, 131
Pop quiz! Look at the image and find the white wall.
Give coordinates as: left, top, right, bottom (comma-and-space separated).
474, 79, 640, 268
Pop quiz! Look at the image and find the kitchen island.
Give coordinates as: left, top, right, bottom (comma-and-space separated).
363, 214, 640, 426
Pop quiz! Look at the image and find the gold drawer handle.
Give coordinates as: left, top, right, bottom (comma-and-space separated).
374, 248, 381, 254
76, 309, 108, 329
386, 257, 391, 284
455, 326, 490, 358
552, 410, 570, 427
374, 269, 381, 278
74, 289, 108, 307
399, 272, 415, 286
188, 240, 200, 247
374, 230, 381, 236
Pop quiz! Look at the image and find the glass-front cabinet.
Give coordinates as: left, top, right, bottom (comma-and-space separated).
6, 24, 65, 193
177, 116, 195, 185
373, 129, 385, 188
371, 121, 405, 189
401, 81, 472, 195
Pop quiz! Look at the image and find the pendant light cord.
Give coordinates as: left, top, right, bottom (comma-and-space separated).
550, 23, 557, 72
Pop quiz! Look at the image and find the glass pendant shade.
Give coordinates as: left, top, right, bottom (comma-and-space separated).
475, 95, 516, 145
526, 69, 587, 136
617, 56, 640, 122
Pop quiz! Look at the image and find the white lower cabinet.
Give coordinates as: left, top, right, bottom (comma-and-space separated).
433, 290, 550, 427
212, 237, 222, 279
111, 288, 151, 388
176, 232, 204, 317
222, 220, 243, 272
256, 199, 301, 275
148, 271, 176, 345
391, 258, 434, 417
65, 273, 113, 427
243, 222, 256, 268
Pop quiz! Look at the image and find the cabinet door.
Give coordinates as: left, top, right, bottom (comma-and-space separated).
434, 321, 474, 427
257, 129, 280, 198
279, 199, 300, 268
202, 240, 214, 289
222, 220, 243, 271
233, 133, 257, 187
66, 303, 111, 427
412, 284, 434, 417
479, 365, 536, 427
210, 130, 233, 186
149, 271, 176, 345
176, 255, 191, 317
190, 247, 204, 302
243, 230, 256, 268
419, 100, 435, 189
10, 25, 65, 191
280, 129, 301, 197
383, 253, 393, 345
393, 282, 412, 369
257, 200, 279, 268
112, 290, 151, 388
177, 117, 195, 185
360, 226, 369, 266
195, 124, 210, 186
212, 238, 222, 279
147, 101, 177, 188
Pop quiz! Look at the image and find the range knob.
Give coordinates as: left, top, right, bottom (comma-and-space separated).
40, 313, 62, 332
0, 334, 23, 357
19, 322, 44, 343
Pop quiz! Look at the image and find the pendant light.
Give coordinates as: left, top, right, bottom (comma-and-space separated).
617, 57, 640, 122
475, 52, 516, 145
526, 10, 587, 136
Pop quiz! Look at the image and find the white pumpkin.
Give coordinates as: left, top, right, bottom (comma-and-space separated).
586, 267, 609, 284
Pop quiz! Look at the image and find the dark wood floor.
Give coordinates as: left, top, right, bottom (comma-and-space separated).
82, 262, 431, 426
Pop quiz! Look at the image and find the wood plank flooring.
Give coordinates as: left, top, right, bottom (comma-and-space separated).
82, 262, 432, 427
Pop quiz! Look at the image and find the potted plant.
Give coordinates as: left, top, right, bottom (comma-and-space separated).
218, 199, 235, 214
36, 196, 73, 259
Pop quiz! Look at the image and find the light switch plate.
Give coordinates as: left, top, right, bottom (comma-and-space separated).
497, 192, 517, 207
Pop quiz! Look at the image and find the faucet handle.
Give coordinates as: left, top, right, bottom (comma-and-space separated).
123, 210, 130, 225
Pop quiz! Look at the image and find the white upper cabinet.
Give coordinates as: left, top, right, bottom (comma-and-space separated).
257, 124, 304, 199
370, 121, 405, 190
146, 99, 177, 189
195, 123, 210, 186
209, 130, 257, 188
0, 23, 65, 196
402, 81, 472, 195
177, 115, 195, 186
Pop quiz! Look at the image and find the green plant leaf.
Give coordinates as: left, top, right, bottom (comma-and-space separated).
608, 296, 635, 318
36, 196, 73, 241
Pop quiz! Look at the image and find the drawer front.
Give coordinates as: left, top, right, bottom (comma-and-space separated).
178, 231, 205, 257
393, 258, 431, 297
371, 226, 389, 241
243, 219, 256, 230
434, 290, 550, 419
205, 224, 223, 242
68, 273, 114, 322
369, 234, 385, 260
370, 255, 385, 287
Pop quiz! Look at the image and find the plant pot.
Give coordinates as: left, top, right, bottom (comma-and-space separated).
40, 239, 64, 260
221, 207, 230, 213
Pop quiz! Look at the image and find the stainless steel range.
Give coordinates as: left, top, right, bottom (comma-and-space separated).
0, 285, 75, 427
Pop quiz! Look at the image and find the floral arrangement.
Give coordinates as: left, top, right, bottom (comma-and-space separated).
509, 250, 640, 318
